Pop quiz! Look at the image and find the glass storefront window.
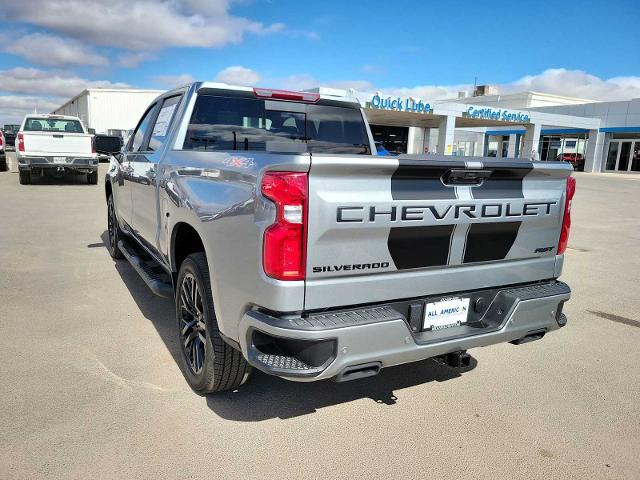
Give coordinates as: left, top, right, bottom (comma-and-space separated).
370, 124, 408, 154
487, 140, 498, 157
539, 134, 587, 161
606, 142, 619, 170
618, 142, 632, 171
606, 139, 640, 172
632, 143, 640, 172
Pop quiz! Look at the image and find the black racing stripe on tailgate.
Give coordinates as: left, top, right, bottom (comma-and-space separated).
463, 222, 521, 263
391, 165, 456, 200
472, 163, 533, 199
388, 225, 455, 269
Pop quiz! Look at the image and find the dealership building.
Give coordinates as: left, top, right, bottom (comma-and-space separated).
351, 86, 640, 173
52, 85, 640, 173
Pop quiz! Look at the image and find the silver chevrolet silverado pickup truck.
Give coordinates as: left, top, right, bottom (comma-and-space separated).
105, 82, 575, 394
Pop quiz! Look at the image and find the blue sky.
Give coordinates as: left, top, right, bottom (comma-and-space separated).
0, 0, 639, 122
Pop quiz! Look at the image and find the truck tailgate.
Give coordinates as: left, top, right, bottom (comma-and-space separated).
304, 154, 571, 310
22, 132, 92, 156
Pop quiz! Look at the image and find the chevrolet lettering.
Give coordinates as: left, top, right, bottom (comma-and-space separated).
337, 201, 558, 223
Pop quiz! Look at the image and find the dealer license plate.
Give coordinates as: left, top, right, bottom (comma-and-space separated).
53, 157, 67, 164
423, 297, 470, 331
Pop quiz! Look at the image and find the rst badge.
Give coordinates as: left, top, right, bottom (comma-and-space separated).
423, 297, 470, 330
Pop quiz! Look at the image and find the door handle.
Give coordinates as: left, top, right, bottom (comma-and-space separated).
443, 169, 491, 186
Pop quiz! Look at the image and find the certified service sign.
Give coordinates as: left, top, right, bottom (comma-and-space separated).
466, 106, 530, 123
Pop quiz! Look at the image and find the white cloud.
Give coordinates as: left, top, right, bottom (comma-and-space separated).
280, 74, 319, 92
278, 74, 373, 93
5, 33, 108, 68
505, 68, 640, 101
0, 67, 130, 98
0, 95, 62, 123
369, 83, 470, 102
0, 67, 129, 124
153, 74, 195, 88
267, 68, 640, 107
347, 69, 640, 103
2, 0, 285, 50
0, 67, 130, 122
326, 80, 375, 91
215, 66, 261, 86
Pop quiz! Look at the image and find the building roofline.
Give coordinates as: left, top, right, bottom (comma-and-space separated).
525, 90, 598, 103
53, 88, 166, 113
83, 88, 166, 94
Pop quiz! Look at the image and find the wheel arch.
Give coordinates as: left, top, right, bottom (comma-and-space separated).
171, 222, 206, 274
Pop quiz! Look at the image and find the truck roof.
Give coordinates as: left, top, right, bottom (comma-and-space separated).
24, 114, 82, 121
163, 82, 362, 108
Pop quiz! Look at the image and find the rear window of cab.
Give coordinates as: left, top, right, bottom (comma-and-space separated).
183, 95, 370, 155
24, 118, 83, 133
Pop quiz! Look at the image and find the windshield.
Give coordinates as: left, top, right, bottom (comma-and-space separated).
24, 118, 84, 133
183, 95, 370, 154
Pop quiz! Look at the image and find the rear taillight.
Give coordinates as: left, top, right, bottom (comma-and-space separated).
262, 172, 308, 281
557, 175, 576, 255
0, 133, 4, 146
91, 136, 96, 154
253, 87, 320, 103
17, 133, 25, 152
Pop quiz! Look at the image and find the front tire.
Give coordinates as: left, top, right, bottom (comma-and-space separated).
19, 170, 31, 185
106, 194, 124, 259
87, 170, 98, 184
176, 253, 251, 393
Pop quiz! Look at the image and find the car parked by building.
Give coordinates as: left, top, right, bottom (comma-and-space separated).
557, 152, 585, 171
0, 130, 7, 171
2, 124, 19, 150
16, 114, 98, 185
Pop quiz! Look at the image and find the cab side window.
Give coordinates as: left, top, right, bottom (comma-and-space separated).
148, 95, 182, 152
129, 104, 157, 152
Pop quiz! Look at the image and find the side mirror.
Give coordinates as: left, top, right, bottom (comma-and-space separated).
113, 150, 124, 163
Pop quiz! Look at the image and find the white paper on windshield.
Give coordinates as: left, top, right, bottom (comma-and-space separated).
152, 104, 177, 137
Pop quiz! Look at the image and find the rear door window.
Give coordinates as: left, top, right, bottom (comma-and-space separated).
129, 104, 157, 152
148, 95, 182, 151
183, 95, 370, 154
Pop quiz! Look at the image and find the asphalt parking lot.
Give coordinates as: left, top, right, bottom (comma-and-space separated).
0, 152, 639, 480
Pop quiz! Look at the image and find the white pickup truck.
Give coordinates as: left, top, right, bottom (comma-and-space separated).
16, 114, 98, 185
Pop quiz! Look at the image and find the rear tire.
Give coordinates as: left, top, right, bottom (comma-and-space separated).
0, 159, 7, 172
19, 170, 31, 185
106, 194, 124, 259
87, 170, 98, 184
176, 253, 251, 393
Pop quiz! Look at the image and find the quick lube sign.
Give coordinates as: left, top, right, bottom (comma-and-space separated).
466, 106, 530, 123
370, 94, 432, 114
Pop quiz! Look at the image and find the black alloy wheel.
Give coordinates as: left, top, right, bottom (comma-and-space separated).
178, 272, 207, 374
107, 195, 124, 259
175, 253, 251, 393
